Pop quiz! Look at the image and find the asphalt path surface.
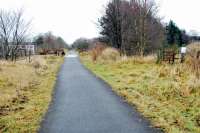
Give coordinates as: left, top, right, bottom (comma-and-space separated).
39, 52, 162, 133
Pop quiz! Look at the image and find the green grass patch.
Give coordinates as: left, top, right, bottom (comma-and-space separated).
81, 54, 200, 133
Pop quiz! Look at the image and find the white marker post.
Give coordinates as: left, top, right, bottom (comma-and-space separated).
180, 46, 187, 63
181, 47, 187, 54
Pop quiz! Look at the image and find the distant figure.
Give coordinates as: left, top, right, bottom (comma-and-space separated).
61, 51, 65, 56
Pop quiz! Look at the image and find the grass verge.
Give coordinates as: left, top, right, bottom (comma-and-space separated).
0, 55, 64, 133
81, 53, 200, 133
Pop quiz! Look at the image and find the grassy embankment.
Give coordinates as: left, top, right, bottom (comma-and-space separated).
0, 55, 64, 133
80, 44, 200, 133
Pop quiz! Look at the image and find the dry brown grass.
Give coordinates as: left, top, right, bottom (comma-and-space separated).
0, 55, 64, 133
119, 55, 156, 64
187, 42, 200, 55
186, 42, 200, 78
90, 44, 106, 62
186, 57, 200, 78
100, 48, 120, 62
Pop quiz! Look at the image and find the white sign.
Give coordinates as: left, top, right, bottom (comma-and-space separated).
181, 47, 187, 54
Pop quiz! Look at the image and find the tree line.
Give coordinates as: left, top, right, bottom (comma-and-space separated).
98, 0, 192, 56
70, 0, 198, 55
0, 9, 68, 60
34, 32, 68, 51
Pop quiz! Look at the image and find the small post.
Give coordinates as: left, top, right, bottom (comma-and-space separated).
197, 51, 200, 59
29, 50, 31, 63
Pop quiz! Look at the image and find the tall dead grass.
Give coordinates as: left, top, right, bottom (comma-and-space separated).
186, 42, 200, 78
90, 45, 121, 63
100, 48, 120, 62
120, 55, 156, 64
90, 44, 106, 62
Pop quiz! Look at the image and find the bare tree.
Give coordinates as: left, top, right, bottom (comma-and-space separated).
0, 10, 14, 59
138, 0, 159, 55
0, 9, 31, 60
99, 0, 164, 56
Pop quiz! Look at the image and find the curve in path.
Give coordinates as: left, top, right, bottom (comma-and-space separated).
39, 52, 162, 133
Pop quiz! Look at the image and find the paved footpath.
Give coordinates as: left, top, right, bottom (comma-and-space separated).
39, 52, 162, 133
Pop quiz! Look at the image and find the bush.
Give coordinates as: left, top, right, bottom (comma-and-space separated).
100, 48, 120, 62
91, 44, 106, 62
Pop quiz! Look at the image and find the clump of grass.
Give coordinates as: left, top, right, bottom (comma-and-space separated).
100, 48, 120, 62
90, 44, 106, 62
0, 55, 64, 133
186, 57, 200, 78
187, 42, 200, 55
186, 42, 200, 78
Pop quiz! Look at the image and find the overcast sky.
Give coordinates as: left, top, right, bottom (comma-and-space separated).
0, 0, 200, 44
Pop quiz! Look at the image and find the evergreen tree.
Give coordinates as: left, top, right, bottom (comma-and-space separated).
166, 20, 189, 47
166, 20, 178, 46
98, 0, 122, 50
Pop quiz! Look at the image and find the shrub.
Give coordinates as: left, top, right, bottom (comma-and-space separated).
100, 48, 120, 62
91, 44, 106, 62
